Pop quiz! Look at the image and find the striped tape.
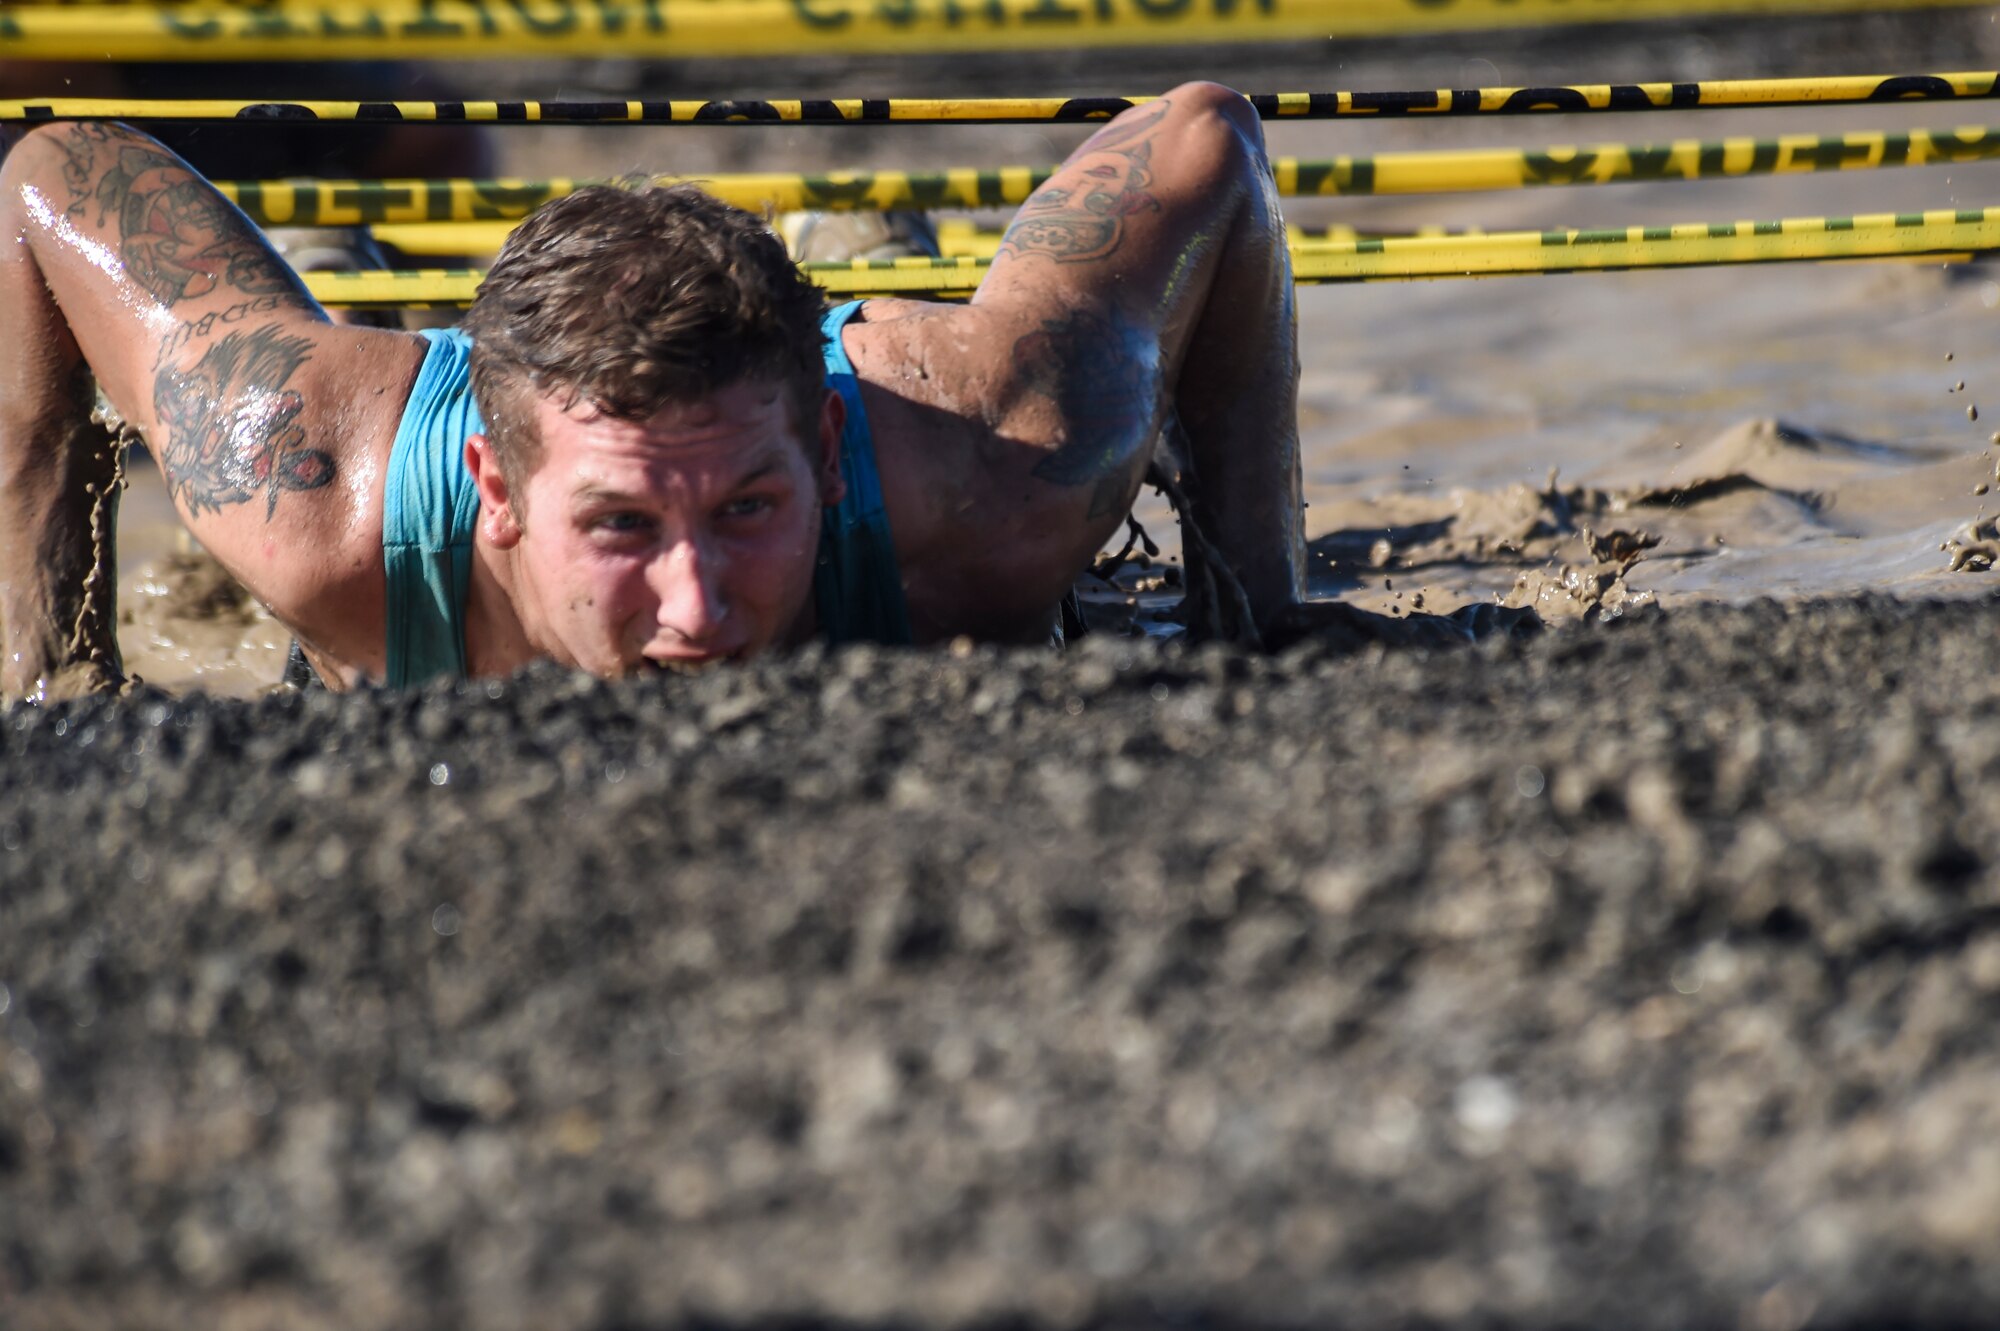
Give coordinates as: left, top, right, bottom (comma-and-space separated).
302, 205, 2000, 305
0, 0, 1985, 61
370, 219, 1456, 255
217, 123, 2000, 227
11, 70, 2000, 125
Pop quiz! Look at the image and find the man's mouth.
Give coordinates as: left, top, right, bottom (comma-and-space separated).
638, 653, 733, 676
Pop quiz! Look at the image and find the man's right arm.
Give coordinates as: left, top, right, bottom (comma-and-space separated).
0, 121, 425, 698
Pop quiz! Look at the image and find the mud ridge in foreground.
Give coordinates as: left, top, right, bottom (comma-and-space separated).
6, 597, 2000, 1329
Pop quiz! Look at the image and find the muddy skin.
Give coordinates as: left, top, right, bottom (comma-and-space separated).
5, 597, 2000, 1329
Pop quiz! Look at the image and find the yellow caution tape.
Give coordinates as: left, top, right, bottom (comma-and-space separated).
0, 0, 1988, 60
11, 70, 2000, 123
222, 123, 2000, 228
304, 205, 2000, 305
369, 217, 1420, 256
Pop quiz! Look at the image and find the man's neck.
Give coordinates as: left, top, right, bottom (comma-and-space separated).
463, 530, 538, 678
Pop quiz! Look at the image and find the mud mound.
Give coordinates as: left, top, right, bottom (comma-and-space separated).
6, 599, 2000, 1329
1669, 417, 1902, 477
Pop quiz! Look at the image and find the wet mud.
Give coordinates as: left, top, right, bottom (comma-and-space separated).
8, 598, 2000, 1328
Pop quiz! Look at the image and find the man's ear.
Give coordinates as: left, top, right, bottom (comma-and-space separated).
465, 434, 524, 549
816, 388, 847, 509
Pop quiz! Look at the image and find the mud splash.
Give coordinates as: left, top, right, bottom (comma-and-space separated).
114, 464, 291, 695
1310, 416, 1972, 624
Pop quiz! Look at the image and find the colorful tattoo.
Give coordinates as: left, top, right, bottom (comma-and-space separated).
57, 125, 300, 309
153, 324, 333, 519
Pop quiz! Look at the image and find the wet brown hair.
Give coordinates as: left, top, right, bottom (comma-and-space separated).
461, 184, 828, 504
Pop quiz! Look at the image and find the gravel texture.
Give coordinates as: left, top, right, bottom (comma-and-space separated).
5, 597, 2000, 1328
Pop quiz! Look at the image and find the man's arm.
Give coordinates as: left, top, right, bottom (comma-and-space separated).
0, 121, 425, 698
843, 84, 1309, 645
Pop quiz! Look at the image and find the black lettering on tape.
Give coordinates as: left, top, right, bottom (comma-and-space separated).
1934, 128, 2000, 164
160, 8, 223, 37
1621, 143, 1678, 182
801, 175, 876, 207
402, 0, 467, 37
694, 100, 784, 122
239, 102, 322, 120
472, 182, 553, 218
234, 183, 277, 226
1805, 135, 1871, 171
1021, 0, 1082, 23
1521, 147, 1599, 186
1503, 87, 1591, 113
242, 6, 307, 37
321, 10, 388, 37
509, 0, 580, 34
1348, 90, 1443, 115
792, 0, 852, 27
1869, 76, 1959, 102
1052, 97, 1138, 121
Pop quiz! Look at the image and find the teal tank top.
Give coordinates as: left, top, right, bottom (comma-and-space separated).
382, 306, 912, 688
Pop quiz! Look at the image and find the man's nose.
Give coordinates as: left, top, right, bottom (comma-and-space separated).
648, 538, 729, 641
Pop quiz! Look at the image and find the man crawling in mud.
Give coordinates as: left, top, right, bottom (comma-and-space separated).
0, 84, 1497, 698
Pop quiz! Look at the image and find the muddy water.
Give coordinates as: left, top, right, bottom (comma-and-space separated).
115, 464, 293, 694
108, 14, 2000, 688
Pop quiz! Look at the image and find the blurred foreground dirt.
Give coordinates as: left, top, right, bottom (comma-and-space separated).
7, 598, 2000, 1328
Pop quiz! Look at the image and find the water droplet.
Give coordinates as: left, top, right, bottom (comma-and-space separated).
428, 763, 450, 786
1515, 765, 1545, 799
431, 904, 461, 937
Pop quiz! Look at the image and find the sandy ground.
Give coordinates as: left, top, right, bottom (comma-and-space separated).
11, 12, 2000, 1328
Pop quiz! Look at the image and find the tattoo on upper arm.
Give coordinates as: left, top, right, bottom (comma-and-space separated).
153, 294, 290, 370
55, 125, 303, 310
153, 324, 335, 520
1013, 310, 1159, 519
995, 100, 1170, 266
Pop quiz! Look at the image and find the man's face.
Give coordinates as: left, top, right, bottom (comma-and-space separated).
478, 379, 842, 676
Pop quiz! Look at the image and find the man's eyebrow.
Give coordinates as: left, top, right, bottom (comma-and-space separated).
568, 461, 786, 510
732, 460, 784, 488
570, 486, 650, 509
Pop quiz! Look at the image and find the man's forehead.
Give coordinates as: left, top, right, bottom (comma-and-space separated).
547, 428, 795, 503
530, 378, 792, 436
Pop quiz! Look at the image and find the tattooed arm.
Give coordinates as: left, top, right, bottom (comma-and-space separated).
843, 85, 1314, 645
0, 122, 423, 697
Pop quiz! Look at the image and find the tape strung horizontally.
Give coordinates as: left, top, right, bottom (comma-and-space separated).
0, 0, 1988, 60
10, 70, 2000, 124
301, 205, 2000, 306
215, 124, 2000, 226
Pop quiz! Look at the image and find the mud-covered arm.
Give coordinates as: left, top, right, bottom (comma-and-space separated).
0, 124, 126, 701
0, 121, 424, 699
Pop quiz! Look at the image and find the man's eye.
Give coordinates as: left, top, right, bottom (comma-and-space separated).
720, 497, 772, 519
594, 512, 652, 533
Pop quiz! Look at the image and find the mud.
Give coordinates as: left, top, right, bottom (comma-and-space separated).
8, 599, 2000, 1328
